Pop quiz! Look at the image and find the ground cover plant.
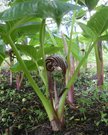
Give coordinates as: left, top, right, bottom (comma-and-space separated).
0, 0, 108, 134
0, 70, 108, 135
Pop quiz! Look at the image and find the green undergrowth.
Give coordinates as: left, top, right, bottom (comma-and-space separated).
0, 70, 108, 134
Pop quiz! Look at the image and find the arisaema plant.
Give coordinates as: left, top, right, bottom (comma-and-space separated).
1, 0, 108, 131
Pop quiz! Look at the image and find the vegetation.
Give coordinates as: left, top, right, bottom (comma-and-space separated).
0, 70, 108, 134
0, 0, 108, 134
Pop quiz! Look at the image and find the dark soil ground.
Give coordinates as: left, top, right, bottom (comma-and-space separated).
0, 70, 108, 135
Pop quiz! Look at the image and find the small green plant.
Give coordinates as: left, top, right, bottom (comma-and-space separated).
95, 111, 108, 126
0, 85, 47, 132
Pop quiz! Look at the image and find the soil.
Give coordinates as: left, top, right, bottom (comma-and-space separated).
0, 70, 108, 135
8, 122, 108, 135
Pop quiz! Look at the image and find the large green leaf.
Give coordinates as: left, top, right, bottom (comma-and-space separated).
78, 22, 96, 39
16, 44, 62, 62
87, 6, 108, 36
16, 45, 38, 60
0, 22, 19, 43
11, 60, 37, 72
0, 18, 41, 42
12, 45, 62, 72
11, 21, 41, 39
74, 0, 99, 10
85, 0, 99, 11
0, 23, 9, 43
0, 0, 81, 25
15, 22, 41, 35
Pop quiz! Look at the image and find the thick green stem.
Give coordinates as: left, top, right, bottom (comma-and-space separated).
7, 35, 55, 121
40, 19, 49, 96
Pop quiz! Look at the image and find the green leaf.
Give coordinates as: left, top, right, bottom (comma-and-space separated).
14, 21, 41, 36
0, 24, 6, 34
99, 34, 108, 41
78, 22, 96, 39
74, 0, 99, 10
76, 9, 86, 19
11, 60, 37, 72
0, 0, 36, 21
44, 46, 62, 55
0, 0, 81, 26
85, 0, 99, 11
87, 6, 108, 36
16, 44, 62, 62
16, 45, 38, 61
9, 0, 30, 6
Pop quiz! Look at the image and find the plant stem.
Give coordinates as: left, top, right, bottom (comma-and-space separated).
94, 41, 104, 88
58, 0, 79, 117
7, 34, 55, 121
58, 40, 97, 117
67, 41, 96, 89
40, 19, 49, 96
